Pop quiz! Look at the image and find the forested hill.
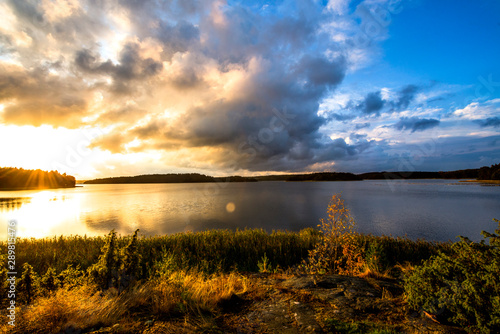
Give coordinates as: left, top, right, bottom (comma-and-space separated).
82, 163, 500, 184
359, 164, 500, 180
478, 163, 500, 180
359, 169, 479, 180
84, 173, 258, 184
0, 168, 76, 190
284, 172, 361, 181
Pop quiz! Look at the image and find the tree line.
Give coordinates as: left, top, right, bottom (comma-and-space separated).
0, 168, 75, 190
84, 173, 258, 184
478, 163, 500, 180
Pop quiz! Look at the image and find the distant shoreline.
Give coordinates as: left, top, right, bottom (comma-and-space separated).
81, 165, 500, 184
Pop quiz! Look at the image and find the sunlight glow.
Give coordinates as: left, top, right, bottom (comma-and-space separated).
4, 191, 83, 238
226, 202, 236, 213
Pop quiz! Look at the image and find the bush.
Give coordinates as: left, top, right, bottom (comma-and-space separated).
40, 267, 58, 296
404, 219, 500, 333
364, 239, 390, 273
119, 229, 142, 291
18, 263, 39, 304
88, 230, 120, 290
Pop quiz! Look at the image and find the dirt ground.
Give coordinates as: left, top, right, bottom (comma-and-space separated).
83, 273, 466, 334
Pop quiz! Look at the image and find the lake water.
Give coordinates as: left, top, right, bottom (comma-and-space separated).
0, 180, 499, 242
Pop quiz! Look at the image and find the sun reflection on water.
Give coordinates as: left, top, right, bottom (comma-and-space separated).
1, 190, 85, 238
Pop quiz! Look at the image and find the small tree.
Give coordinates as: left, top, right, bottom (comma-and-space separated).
119, 229, 142, 291
0, 267, 9, 307
88, 230, 120, 290
19, 263, 39, 304
40, 267, 58, 296
57, 264, 85, 289
304, 194, 363, 275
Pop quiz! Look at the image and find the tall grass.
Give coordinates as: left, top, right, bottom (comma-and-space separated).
10, 270, 257, 334
0, 228, 321, 279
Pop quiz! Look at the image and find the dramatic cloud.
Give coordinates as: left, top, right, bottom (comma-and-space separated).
391, 84, 419, 111
338, 84, 422, 118
392, 117, 440, 133
0, 0, 355, 171
477, 117, 500, 128
0, 0, 499, 177
356, 91, 385, 114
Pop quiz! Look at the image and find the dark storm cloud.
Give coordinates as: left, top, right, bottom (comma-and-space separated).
392, 84, 419, 111
476, 117, 500, 128
117, 1, 350, 171
75, 43, 163, 81
7, 0, 44, 25
295, 55, 346, 88
157, 21, 200, 59
393, 117, 440, 133
74, 43, 163, 95
329, 113, 356, 122
269, 16, 318, 55
356, 91, 385, 114
343, 84, 421, 117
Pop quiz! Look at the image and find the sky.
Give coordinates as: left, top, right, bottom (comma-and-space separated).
0, 0, 499, 179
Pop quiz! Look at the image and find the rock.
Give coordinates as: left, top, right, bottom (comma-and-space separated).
236, 274, 464, 334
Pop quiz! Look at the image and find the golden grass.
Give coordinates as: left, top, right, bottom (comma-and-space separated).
2, 270, 257, 334
358, 267, 392, 280
459, 179, 500, 184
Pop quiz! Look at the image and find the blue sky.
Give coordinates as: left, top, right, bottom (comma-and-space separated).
0, 0, 499, 178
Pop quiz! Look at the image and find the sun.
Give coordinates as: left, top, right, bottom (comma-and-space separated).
0, 124, 107, 180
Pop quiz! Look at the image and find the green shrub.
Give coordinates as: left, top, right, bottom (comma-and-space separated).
57, 264, 85, 289
119, 229, 142, 291
88, 230, 120, 290
364, 239, 390, 273
40, 267, 58, 296
404, 219, 500, 333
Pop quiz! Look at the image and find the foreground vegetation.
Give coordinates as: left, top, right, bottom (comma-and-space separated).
1, 195, 498, 333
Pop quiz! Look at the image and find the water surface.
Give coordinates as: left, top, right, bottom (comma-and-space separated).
0, 180, 499, 242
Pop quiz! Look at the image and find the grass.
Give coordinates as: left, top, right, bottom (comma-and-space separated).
9, 270, 260, 333
0, 228, 321, 277
0, 228, 448, 281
